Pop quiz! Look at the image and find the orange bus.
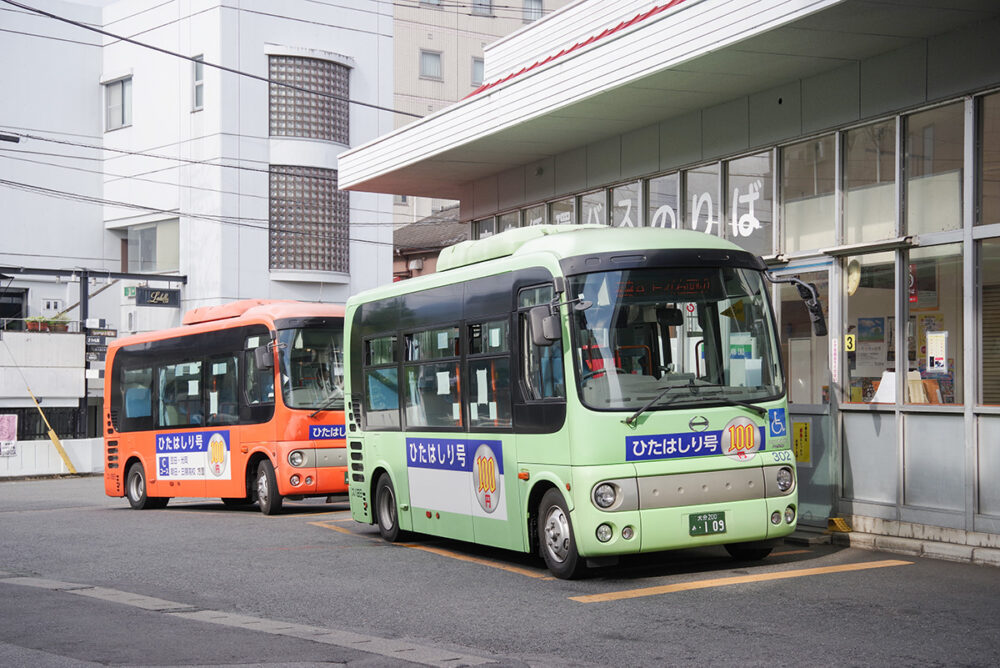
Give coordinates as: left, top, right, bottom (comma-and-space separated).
103, 299, 347, 514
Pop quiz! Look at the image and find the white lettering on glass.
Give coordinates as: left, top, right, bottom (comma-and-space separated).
731, 179, 763, 238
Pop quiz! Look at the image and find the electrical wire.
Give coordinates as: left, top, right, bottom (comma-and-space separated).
1, 0, 420, 119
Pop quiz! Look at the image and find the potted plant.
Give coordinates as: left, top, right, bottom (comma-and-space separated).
47, 314, 70, 332
25, 316, 48, 332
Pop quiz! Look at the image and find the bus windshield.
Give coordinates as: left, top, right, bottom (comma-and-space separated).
278, 326, 345, 410
568, 265, 783, 412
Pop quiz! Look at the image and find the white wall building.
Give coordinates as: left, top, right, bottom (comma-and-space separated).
0, 0, 395, 450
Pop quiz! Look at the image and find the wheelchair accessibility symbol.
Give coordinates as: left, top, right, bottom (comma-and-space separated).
768, 408, 787, 438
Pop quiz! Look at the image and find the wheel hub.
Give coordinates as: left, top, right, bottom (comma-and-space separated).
543, 507, 570, 563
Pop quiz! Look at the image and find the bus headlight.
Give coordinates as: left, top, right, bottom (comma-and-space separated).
290, 474, 301, 486
593, 483, 617, 509
776, 467, 793, 492
785, 506, 796, 524
289, 451, 305, 467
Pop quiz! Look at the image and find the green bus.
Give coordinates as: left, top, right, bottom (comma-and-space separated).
345, 226, 824, 578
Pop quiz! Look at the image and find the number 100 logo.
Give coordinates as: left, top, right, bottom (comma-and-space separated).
722, 417, 761, 461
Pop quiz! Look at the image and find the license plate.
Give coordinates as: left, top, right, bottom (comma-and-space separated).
689, 511, 727, 536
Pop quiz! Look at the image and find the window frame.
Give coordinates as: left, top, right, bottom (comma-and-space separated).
192, 55, 204, 111
105, 77, 132, 131
419, 50, 443, 81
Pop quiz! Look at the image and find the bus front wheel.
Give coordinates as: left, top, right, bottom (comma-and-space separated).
125, 462, 168, 510
256, 460, 283, 515
375, 474, 402, 542
539, 488, 583, 579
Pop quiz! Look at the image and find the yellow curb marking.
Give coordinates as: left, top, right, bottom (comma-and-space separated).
570, 559, 913, 603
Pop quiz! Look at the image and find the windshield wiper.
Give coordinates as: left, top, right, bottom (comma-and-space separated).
309, 392, 344, 418
623, 378, 696, 427
703, 395, 768, 417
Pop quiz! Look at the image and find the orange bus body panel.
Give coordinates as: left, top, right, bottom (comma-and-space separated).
103, 301, 348, 506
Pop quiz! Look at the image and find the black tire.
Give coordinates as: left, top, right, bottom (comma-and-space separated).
125, 462, 168, 510
375, 473, 402, 542
256, 460, 283, 515
725, 542, 774, 561
538, 488, 583, 579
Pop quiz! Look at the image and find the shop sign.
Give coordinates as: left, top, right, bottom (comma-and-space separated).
136, 287, 180, 308
89, 328, 117, 338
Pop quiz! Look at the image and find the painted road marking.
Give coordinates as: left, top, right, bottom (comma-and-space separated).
310, 519, 553, 579
570, 559, 913, 603
1, 574, 491, 666
771, 549, 811, 557
309, 520, 358, 536
400, 543, 554, 580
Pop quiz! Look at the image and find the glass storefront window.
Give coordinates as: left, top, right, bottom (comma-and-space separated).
981, 238, 1000, 404
725, 152, 773, 256
475, 217, 495, 239
581, 190, 607, 226
904, 245, 963, 404
684, 164, 720, 235
611, 182, 639, 227
844, 252, 895, 404
498, 211, 519, 231
781, 136, 835, 253
979, 93, 1000, 226
845, 120, 896, 245
524, 204, 545, 226
906, 103, 964, 235
647, 173, 679, 228
549, 196, 575, 225
778, 271, 829, 404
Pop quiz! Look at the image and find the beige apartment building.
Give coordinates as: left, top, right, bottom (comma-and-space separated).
392, 0, 570, 225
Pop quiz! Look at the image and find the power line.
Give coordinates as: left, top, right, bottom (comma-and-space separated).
0, 177, 456, 248
1, 0, 420, 119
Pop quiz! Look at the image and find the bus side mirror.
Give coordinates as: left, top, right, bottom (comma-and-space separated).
254, 345, 274, 369
796, 282, 828, 337
528, 306, 560, 346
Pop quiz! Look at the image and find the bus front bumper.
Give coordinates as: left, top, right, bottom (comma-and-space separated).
570, 463, 798, 558
275, 441, 349, 497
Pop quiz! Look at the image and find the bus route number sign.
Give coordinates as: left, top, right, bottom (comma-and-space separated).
689, 511, 727, 536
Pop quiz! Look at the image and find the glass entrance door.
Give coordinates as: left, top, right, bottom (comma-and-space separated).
774, 264, 834, 527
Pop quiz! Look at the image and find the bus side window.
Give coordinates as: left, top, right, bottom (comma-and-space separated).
243, 342, 274, 406
207, 355, 239, 426
121, 366, 153, 431
468, 319, 512, 428
363, 335, 400, 429
518, 285, 565, 401
159, 361, 203, 428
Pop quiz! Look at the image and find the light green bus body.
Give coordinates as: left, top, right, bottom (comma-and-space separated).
346, 226, 797, 575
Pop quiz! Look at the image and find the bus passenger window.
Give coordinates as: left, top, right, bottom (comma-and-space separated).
404, 327, 462, 429
363, 335, 400, 429
468, 319, 512, 428
159, 361, 203, 428
121, 367, 153, 430
207, 355, 239, 425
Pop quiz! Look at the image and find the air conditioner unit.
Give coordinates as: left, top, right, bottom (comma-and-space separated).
407, 258, 424, 271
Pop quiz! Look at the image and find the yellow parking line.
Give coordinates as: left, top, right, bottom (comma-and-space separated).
400, 543, 554, 580
309, 521, 358, 536
771, 549, 811, 557
571, 559, 913, 603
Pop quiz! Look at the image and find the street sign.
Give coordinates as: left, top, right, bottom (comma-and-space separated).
86, 335, 105, 346
86, 352, 106, 362
89, 328, 117, 338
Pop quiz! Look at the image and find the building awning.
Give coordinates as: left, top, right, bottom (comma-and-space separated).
339, 0, 997, 200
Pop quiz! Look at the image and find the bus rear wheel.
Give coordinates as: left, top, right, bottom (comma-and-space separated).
256, 460, 283, 515
538, 488, 583, 579
125, 462, 168, 510
375, 474, 402, 542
